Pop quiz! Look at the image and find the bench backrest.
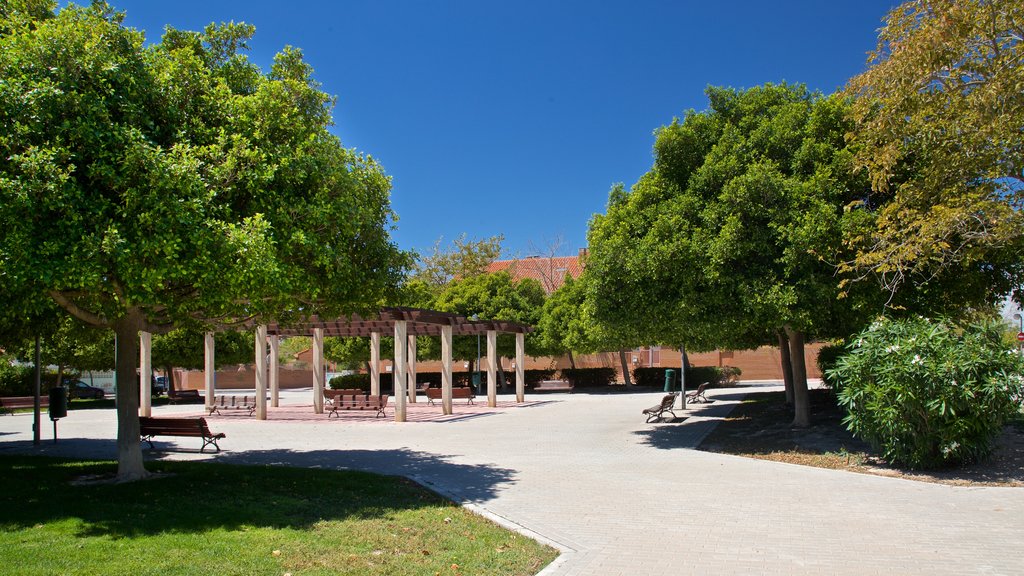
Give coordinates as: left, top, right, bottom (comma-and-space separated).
139, 416, 212, 436
661, 394, 677, 409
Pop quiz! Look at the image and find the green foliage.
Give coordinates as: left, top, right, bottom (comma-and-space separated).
432, 271, 546, 360
832, 317, 1024, 469
520, 369, 557, 386
633, 366, 739, 389
412, 234, 504, 288
0, 2, 409, 346
816, 342, 847, 390
631, 367, 673, 388
558, 367, 616, 388
0, 361, 40, 396
152, 328, 253, 370
328, 373, 375, 391
0, 2, 410, 477
845, 0, 1024, 305
585, 84, 876, 352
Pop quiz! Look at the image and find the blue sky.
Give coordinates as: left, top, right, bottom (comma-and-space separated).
103, 0, 898, 259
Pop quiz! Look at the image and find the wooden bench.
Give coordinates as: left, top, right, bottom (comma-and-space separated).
207, 395, 256, 416
686, 382, 711, 403
424, 387, 476, 406
168, 389, 204, 404
1, 396, 49, 414
643, 393, 679, 423
326, 394, 389, 418
324, 389, 364, 406
139, 416, 225, 452
534, 380, 574, 393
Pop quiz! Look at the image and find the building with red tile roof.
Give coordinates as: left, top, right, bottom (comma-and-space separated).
485, 249, 587, 294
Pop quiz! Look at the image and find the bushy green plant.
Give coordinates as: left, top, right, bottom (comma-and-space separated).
558, 368, 617, 387
0, 362, 49, 396
718, 366, 742, 387
816, 342, 847, 390
687, 366, 721, 387
632, 367, 670, 387
831, 317, 1024, 469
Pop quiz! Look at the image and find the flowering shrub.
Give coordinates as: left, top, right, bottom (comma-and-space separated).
830, 317, 1023, 469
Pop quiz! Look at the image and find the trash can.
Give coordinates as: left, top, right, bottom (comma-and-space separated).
48, 387, 67, 420
471, 372, 481, 393
664, 369, 676, 392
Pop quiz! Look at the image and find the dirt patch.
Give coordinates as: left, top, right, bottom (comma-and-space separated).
699, 388, 1024, 487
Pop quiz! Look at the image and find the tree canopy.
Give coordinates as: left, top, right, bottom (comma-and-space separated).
845, 0, 1024, 305
0, 2, 409, 479
412, 234, 504, 288
585, 84, 875, 424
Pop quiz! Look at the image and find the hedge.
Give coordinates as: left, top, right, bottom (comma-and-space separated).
632, 365, 741, 389
559, 367, 617, 387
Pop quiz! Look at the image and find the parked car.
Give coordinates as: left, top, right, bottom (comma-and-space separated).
64, 380, 105, 400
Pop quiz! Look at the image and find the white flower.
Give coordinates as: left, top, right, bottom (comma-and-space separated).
911, 355, 922, 365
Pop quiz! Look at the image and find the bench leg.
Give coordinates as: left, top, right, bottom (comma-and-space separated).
201, 436, 220, 453
140, 435, 155, 450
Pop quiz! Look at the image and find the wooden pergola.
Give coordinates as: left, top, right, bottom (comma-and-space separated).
135, 307, 533, 423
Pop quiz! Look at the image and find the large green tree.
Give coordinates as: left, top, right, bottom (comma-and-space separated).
845, 0, 1024, 305
586, 84, 875, 425
412, 234, 504, 288
0, 3, 408, 479
432, 271, 547, 368
151, 328, 254, 392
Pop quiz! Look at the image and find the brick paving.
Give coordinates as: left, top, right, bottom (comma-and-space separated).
2, 383, 1023, 575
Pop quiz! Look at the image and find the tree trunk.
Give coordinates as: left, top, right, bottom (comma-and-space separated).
164, 364, 176, 394
497, 357, 507, 391
777, 331, 794, 406
113, 311, 149, 481
567, 350, 576, 369
784, 325, 810, 427
618, 350, 633, 386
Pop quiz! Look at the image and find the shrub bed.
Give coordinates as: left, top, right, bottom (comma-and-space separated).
831, 317, 1024, 469
559, 367, 617, 387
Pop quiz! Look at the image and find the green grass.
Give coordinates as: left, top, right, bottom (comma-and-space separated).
0, 456, 557, 575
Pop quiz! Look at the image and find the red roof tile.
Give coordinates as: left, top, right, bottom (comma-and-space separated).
486, 255, 584, 293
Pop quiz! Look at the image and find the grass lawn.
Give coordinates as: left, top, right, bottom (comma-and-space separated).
0, 456, 557, 575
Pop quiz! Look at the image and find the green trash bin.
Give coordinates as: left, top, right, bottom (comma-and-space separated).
664, 369, 675, 392
471, 372, 481, 393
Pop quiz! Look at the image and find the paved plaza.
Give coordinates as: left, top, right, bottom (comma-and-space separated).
2, 383, 1023, 575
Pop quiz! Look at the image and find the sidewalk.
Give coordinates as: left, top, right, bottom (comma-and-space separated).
2, 383, 1022, 575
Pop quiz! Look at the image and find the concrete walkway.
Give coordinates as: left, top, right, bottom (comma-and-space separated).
2, 383, 1023, 575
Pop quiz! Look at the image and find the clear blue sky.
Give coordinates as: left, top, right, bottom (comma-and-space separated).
102, 0, 898, 259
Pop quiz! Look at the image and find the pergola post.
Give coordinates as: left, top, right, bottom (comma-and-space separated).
441, 325, 453, 415
269, 334, 279, 408
487, 329, 497, 408
204, 332, 215, 408
370, 331, 381, 396
139, 331, 152, 417
515, 332, 525, 403
313, 327, 324, 414
255, 325, 268, 420
394, 320, 407, 422
407, 334, 417, 403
